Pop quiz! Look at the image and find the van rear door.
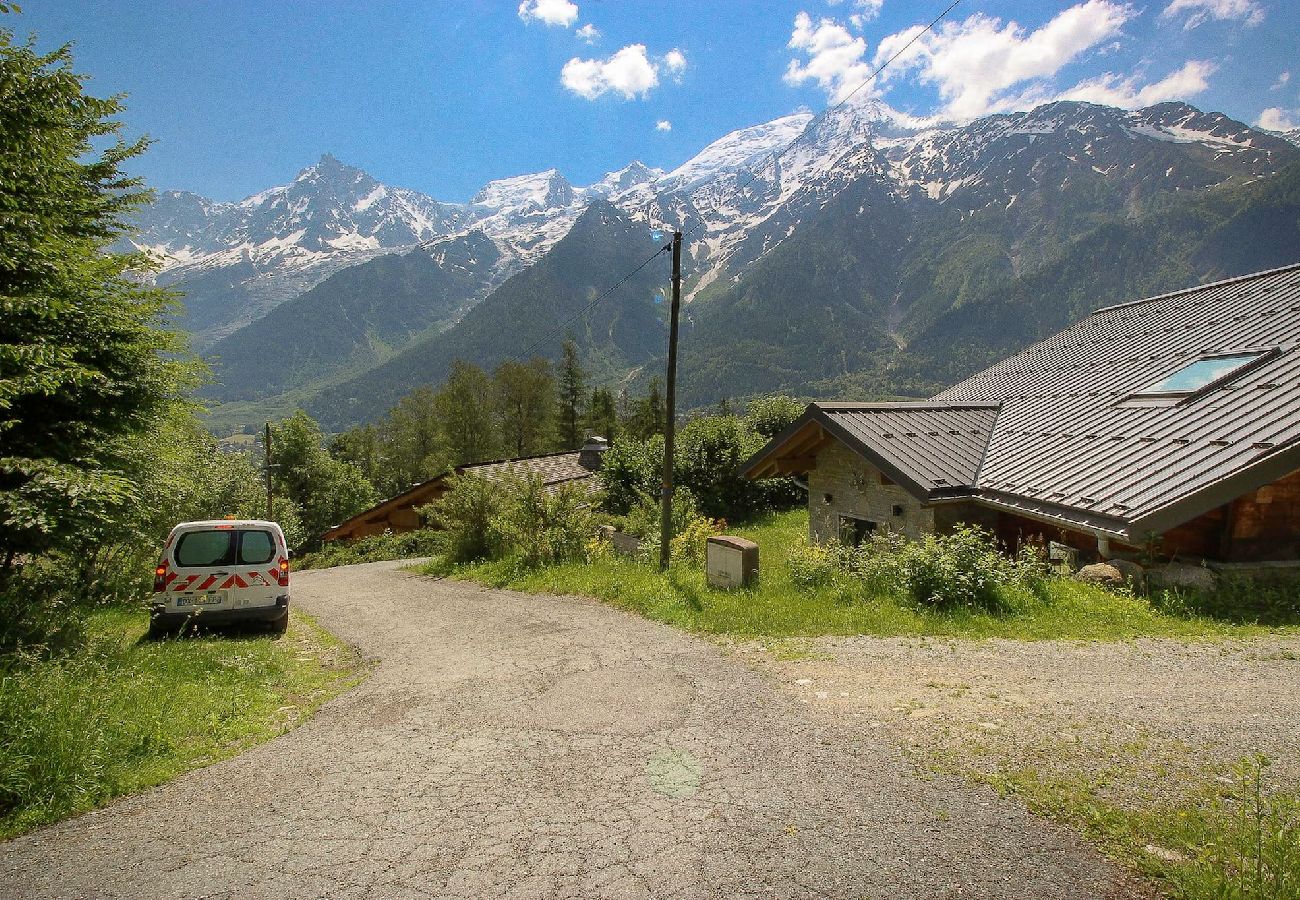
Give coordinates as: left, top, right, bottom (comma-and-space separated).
167, 525, 285, 613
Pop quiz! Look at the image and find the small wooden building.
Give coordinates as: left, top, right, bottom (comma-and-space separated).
321, 439, 607, 543
742, 264, 1300, 565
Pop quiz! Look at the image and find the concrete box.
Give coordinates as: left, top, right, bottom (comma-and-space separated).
706, 536, 759, 589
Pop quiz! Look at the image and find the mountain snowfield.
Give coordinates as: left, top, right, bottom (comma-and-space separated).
136, 97, 1297, 348
130, 97, 1300, 427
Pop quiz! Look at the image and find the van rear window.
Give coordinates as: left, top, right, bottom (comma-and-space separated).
175, 531, 235, 567
239, 530, 275, 565
174, 529, 277, 567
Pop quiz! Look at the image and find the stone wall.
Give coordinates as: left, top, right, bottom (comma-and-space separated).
806, 444, 933, 544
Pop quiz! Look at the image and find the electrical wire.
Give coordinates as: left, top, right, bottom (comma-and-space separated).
414, 0, 964, 364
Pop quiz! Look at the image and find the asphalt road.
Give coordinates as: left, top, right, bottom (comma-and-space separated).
0, 561, 1140, 899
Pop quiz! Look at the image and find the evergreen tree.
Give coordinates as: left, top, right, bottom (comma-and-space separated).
435, 360, 498, 466
556, 339, 587, 450
585, 387, 617, 442
624, 377, 666, 440
0, 28, 188, 579
493, 358, 555, 458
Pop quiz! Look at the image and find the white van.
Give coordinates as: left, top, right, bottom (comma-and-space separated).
149, 519, 291, 638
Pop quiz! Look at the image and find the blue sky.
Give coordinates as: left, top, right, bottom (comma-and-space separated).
13, 0, 1299, 202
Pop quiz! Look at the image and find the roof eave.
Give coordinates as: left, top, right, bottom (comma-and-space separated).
1127, 440, 1300, 538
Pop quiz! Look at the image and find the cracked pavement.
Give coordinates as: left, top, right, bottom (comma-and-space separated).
1, 561, 1141, 898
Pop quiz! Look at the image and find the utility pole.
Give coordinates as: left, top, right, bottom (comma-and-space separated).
264, 422, 274, 521
659, 230, 683, 570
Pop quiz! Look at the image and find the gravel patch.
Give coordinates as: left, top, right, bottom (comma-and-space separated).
0, 562, 1143, 898
740, 634, 1300, 808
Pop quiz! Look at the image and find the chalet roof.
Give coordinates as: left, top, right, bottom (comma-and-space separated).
936, 262, 1300, 537
742, 402, 1000, 499
744, 262, 1300, 541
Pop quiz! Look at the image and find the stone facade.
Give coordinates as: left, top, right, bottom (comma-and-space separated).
806, 443, 933, 544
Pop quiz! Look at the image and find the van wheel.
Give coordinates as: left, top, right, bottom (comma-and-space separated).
147, 618, 173, 641
268, 611, 289, 636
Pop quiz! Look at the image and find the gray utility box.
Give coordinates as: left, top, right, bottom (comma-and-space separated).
706, 536, 759, 589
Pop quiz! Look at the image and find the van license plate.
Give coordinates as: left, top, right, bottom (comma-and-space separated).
177, 592, 225, 607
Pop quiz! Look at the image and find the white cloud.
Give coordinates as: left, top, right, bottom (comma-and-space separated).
869, 2, 1134, 120
656, 120, 673, 132
1059, 60, 1215, 108
1271, 71, 1291, 91
1257, 107, 1299, 131
575, 23, 600, 43
563, 44, 683, 100
783, 12, 877, 102
518, 0, 579, 28
1160, 0, 1264, 30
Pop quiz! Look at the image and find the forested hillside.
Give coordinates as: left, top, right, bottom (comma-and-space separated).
306, 202, 668, 431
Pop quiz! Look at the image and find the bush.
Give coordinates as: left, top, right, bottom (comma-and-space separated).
492, 475, 595, 569
424, 473, 498, 564
599, 435, 664, 515
786, 541, 841, 590
423, 472, 595, 569
785, 526, 1041, 612
896, 527, 1018, 610
294, 529, 443, 570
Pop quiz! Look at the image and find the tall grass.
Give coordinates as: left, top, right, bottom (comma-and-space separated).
422, 509, 1299, 640
0, 608, 362, 838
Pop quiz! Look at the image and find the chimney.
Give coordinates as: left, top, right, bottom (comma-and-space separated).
578, 436, 609, 471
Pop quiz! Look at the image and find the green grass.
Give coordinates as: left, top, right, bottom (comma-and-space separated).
420, 508, 1298, 641
972, 755, 1300, 898
0, 607, 365, 838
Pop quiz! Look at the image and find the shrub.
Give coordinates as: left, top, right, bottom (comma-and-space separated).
785, 526, 1038, 612
424, 473, 498, 563
896, 527, 1017, 610
294, 529, 443, 570
669, 513, 726, 565
423, 472, 596, 569
599, 435, 663, 515
786, 542, 841, 590
492, 474, 594, 569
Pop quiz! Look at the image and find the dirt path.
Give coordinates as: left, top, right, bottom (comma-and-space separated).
1, 562, 1140, 899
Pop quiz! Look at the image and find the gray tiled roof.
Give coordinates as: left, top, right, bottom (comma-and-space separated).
936, 262, 1300, 535
817, 403, 1001, 494
466, 451, 596, 490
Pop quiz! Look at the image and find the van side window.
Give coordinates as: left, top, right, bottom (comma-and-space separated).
175, 531, 235, 567
238, 530, 276, 565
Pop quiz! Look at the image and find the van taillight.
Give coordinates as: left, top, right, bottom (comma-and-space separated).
153, 565, 167, 593
277, 557, 290, 586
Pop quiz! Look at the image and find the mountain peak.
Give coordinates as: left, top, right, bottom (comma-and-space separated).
471, 168, 576, 212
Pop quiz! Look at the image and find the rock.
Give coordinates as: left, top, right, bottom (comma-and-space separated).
1075, 562, 1125, 587
1108, 558, 1145, 584
1148, 562, 1218, 592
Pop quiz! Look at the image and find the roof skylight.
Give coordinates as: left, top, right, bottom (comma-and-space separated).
1134, 351, 1270, 397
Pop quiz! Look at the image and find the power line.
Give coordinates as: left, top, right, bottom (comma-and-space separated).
529, 0, 964, 349
679, 0, 963, 245
415, 0, 964, 366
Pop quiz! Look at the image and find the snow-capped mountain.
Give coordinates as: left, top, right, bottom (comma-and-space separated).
136, 98, 1297, 368
890, 101, 1295, 205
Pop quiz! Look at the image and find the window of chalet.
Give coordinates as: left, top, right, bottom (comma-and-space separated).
1130, 350, 1273, 400
839, 515, 877, 547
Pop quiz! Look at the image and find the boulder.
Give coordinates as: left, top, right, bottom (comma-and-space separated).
1148, 562, 1218, 592
1108, 558, 1145, 584
1075, 562, 1125, 587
